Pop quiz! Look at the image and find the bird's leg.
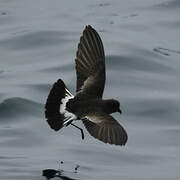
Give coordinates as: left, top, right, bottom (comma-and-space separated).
63, 117, 74, 127
70, 123, 84, 140
65, 120, 73, 127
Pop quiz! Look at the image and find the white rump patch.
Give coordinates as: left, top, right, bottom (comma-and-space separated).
59, 88, 77, 125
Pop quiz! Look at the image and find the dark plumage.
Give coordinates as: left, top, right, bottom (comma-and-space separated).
45, 25, 128, 146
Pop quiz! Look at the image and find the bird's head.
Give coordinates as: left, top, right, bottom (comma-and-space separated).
106, 99, 122, 114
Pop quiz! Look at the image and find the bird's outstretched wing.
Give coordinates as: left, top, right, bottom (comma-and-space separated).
82, 112, 128, 146
75, 25, 105, 98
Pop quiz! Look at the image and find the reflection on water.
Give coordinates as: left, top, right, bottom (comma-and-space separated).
42, 169, 78, 180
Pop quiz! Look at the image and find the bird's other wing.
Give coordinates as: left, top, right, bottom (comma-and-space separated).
82, 113, 128, 146
75, 25, 105, 99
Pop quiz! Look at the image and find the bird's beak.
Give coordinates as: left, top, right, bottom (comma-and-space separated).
118, 108, 122, 114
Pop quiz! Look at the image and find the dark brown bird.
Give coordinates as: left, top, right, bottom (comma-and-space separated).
45, 25, 128, 146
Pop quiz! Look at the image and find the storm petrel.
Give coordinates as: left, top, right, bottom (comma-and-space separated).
45, 25, 128, 146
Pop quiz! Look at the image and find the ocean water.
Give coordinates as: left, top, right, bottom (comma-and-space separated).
0, 0, 180, 179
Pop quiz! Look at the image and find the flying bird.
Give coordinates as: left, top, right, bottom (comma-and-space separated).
45, 25, 128, 146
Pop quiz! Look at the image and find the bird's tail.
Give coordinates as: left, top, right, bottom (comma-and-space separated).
45, 79, 74, 131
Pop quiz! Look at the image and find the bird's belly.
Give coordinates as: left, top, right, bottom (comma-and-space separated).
66, 99, 103, 118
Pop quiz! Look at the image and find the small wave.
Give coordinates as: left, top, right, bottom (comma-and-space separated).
0, 156, 25, 160
0, 127, 45, 147
161, 128, 180, 136
71, 146, 164, 165
40, 63, 73, 73
0, 70, 4, 74
153, 47, 180, 56
154, 0, 180, 9
129, 98, 180, 123
156, 128, 180, 146
0, 97, 43, 121
106, 54, 171, 73
23, 83, 51, 93
0, 31, 72, 51
99, 2, 110, 7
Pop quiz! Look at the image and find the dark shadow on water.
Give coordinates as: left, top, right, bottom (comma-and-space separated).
42, 169, 78, 180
